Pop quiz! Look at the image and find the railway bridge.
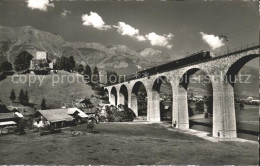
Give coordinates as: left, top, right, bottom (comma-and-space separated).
104, 44, 259, 138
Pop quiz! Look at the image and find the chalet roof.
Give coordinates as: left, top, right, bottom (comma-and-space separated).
25, 49, 37, 58
64, 99, 93, 109
67, 107, 88, 118
0, 113, 15, 120
0, 121, 17, 127
37, 109, 74, 123
0, 112, 23, 120
74, 98, 92, 104
81, 108, 96, 114
74, 98, 86, 103
8, 106, 35, 116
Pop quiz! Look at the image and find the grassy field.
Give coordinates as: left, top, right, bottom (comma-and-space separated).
0, 123, 258, 165
0, 71, 94, 108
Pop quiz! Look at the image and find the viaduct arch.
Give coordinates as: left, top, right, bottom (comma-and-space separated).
104, 46, 259, 138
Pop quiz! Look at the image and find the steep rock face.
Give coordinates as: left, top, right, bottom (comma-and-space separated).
0, 26, 174, 75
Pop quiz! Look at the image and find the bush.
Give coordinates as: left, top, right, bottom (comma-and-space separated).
34, 69, 50, 75
195, 101, 204, 113
17, 119, 26, 135
86, 121, 95, 133
120, 107, 136, 122
106, 106, 136, 122
98, 116, 107, 122
107, 108, 122, 122
204, 112, 209, 118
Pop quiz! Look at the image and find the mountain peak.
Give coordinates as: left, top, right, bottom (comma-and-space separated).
19, 25, 36, 30
109, 45, 131, 51
140, 48, 162, 57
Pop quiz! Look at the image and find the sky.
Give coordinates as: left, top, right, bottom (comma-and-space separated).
0, 0, 259, 64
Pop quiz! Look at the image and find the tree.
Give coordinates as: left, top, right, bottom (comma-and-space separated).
205, 96, 213, 115
14, 51, 33, 73
24, 90, 29, 106
41, 98, 47, 110
17, 119, 26, 135
44, 62, 49, 67
0, 101, 9, 113
68, 56, 76, 71
86, 121, 95, 133
74, 63, 84, 74
38, 62, 44, 68
18, 89, 25, 104
92, 66, 100, 84
9, 89, 16, 103
54, 56, 70, 71
0, 61, 12, 72
84, 65, 92, 83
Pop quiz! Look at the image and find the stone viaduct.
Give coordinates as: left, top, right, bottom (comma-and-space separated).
104, 45, 259, 138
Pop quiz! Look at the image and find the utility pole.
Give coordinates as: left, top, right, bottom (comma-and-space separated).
219, 35, 229, 53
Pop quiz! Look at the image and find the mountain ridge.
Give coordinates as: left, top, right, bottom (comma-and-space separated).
0, 25, 174, 75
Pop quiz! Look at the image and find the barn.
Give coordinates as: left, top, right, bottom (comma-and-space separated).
34, 109, 74, 128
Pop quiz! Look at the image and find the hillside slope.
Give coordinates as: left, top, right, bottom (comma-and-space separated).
0, 71, 94, 109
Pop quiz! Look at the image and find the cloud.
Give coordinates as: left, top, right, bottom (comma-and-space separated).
82, 12, 111, 30
26, 0, 54, 11
145, 32, 173, 49
135, 35, 146, 41
114, 22, 139, 36
200, 32, 225, 50
113, 22, 146, 41
113, 22, 173, 48
81, 12, 173, 49
61, 9, 72, 17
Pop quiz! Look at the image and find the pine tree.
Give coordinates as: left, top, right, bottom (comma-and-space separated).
24, 90, 29, 106
18, 89, 25, 104
9, 89, 16, 103
75, 63, 84, 74
14, 51, 33, 73
84, 65, 92, 83
93, 66, 100, 84
41, 99, 46, 110
68, 56, 76, 71
0, 61, 13, 72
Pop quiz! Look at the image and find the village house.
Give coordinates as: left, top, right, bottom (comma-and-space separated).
28, 50, 50, 69
8, 105, 36, 117
63, 98, 96, 117
0, 112, 23, 134
34, 108, 89, 128
67, 107, 89, 124
17, 49, 53, 73
8, 105, 36, 127
72, 98, 94, 108
34, 109, 74, 128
